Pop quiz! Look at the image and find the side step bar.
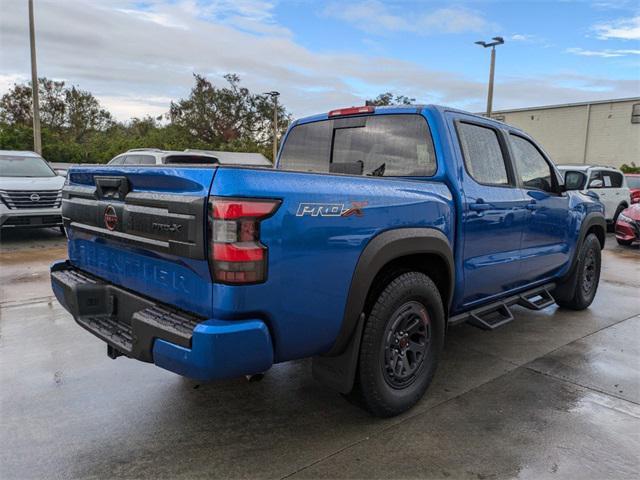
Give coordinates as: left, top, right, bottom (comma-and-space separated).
517, 286, 555, 310
449, 283, 556, 331
468, 302, 514, 330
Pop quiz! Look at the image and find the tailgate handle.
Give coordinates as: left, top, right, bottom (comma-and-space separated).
95, 176, 130, 200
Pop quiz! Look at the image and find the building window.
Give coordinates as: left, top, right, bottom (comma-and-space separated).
632, 103, 640, 124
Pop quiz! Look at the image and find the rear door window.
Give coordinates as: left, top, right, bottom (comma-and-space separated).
457, 122, 510, 186
589, 171, 603, 188
602, 171, 623, 188
279, 114, 436, 177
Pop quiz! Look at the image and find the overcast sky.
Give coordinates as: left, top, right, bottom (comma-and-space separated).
1, 0, 639, 122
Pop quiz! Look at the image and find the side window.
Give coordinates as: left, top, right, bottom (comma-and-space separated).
509, 134, 554, 193
109, 155, 125, 165
279, 120, 332, 173
588, 171, 603, 189
457, 123, 510, 186
602, 171, 623, 188
124, 154, 155, 165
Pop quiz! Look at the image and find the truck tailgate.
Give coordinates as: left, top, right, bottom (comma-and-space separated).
62, 166, 216, 317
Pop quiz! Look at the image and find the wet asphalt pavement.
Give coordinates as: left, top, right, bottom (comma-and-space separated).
0, 229, 638, 479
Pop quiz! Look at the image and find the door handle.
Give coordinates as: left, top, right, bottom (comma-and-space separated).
526, 201, 538, 211
469, 201, 490, 212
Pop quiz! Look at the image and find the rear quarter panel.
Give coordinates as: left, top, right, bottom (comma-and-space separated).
212, 167, 453, 362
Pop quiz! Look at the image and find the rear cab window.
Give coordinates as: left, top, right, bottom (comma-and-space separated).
279, 114, 436, 177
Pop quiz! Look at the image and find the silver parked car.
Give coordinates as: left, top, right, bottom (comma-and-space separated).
0, 150, 66, 232
107, 148, 272, 167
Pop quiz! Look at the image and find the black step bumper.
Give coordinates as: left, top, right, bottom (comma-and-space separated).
50, 261, 201, 362
50, 260, 274, 380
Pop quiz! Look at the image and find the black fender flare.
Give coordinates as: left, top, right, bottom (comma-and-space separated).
312, 227, 454, 393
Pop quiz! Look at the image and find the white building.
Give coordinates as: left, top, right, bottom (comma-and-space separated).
490, 98, 640, 168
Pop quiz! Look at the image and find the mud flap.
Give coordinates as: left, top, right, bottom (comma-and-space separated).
312, 313, 365, 394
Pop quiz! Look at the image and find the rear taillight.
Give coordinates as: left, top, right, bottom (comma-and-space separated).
208, 197, 280, 284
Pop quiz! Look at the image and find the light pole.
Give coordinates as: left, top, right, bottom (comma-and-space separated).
263, 91, 280, 166
475, 36, 504, 118
29, 0, 42, 154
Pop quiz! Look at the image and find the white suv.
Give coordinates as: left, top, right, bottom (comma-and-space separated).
558, 165, 631, 224
107, 148, 272, 167
0, 150, 65, 232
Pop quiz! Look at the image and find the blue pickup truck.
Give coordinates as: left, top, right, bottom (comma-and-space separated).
51, 105, 605, 417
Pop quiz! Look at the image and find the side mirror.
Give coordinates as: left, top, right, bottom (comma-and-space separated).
55, 169, 67, 177
588, 178, 604, 188
564, 171, 586, 191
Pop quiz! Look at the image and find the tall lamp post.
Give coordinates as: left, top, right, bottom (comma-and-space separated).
263, 91, 280, 166
29, 0, 42, 154
475, 36, 504, 118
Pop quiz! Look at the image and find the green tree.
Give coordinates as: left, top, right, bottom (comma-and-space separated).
170, 74, 289, 149
0, 74, 290, 163
366, 92, 416, 106
64, 86, 113, 141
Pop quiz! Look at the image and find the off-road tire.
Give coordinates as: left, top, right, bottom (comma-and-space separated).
352, 272, 445, 417
553, 233, 601, 310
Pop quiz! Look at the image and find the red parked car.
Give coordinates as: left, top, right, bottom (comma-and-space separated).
625, 174, 640, 204
615, 204, 640, 246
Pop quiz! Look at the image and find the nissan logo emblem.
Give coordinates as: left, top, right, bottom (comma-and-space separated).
104, 205, 118, 231
30, 193, 40, 202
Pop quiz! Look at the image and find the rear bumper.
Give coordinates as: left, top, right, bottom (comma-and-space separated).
50, 260, 273, 380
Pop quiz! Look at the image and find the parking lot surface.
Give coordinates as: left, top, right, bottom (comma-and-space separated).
1, 228, 639, 479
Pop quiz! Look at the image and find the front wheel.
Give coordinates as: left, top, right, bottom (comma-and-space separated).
353, 272, 445, 417
553, 233, 601, 310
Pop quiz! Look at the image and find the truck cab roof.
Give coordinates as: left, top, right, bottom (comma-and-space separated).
292, 104, 528, 136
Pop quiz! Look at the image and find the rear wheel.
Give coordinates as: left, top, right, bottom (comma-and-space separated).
553, 233, 601, 310
353, 272, 445, 417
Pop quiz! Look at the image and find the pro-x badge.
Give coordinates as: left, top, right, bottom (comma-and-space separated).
296, 201, 367, 217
